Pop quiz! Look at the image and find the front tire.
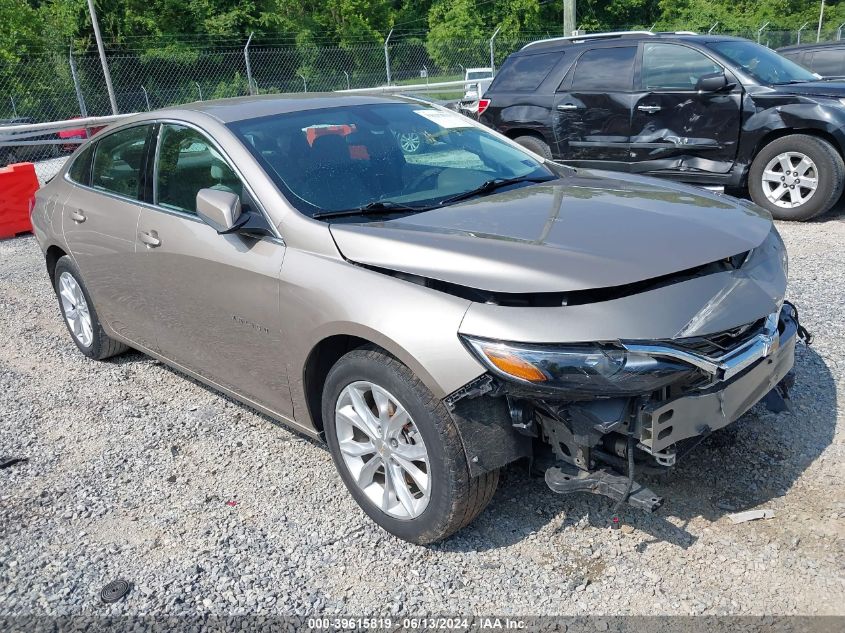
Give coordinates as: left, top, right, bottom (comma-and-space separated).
53, 256, 128, 360
748, 134, 844, 221
322, 348, 498, 544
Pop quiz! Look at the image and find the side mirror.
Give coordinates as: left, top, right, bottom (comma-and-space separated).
696, 72, 729, 92
196, 188, 242, 233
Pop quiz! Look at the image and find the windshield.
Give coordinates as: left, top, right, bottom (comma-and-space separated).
707, 40, 819, 84
228, 102, 553, 219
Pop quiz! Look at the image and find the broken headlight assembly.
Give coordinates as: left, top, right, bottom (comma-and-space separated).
461, 336, 699, 397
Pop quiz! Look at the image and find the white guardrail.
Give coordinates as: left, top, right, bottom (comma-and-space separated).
0, 78, 484, 145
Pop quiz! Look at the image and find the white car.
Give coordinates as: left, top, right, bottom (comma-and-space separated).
459, 68, 494, 114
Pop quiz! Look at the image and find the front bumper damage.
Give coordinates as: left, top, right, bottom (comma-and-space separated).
449, 302, 806, 512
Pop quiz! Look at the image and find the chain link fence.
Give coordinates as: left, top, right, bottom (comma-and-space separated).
3, 28, 845, 126
0, 36, 540, 124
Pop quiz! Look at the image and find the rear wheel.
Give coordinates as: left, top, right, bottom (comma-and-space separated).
322, 348, 498, 544
53, 256, 128, 360
513, 135, 552, 160
748, 134, 844, 220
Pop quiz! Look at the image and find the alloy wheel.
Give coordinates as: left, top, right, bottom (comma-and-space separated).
334, 380, 431, 519
58, 271, 93, 347
761, 151, 819, 209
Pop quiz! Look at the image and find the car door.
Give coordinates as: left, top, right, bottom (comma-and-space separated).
553, 45, 637, 167
62, 124, 159, 350
630, 42, 742, 175
804, 47, 845, 78
134, 122, 292, 416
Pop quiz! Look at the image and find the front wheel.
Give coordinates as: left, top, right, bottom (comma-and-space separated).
322, 348, 498, 544
748, 134, 845, 221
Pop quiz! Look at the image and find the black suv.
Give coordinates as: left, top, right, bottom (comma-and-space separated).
480, 31, 845, 220
778, 42, 845, 79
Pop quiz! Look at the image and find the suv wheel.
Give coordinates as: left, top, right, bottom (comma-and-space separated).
748, 134, 845, 220
513, 135, 552, 160
53, 256, 128, 360
322, 348, 499, 544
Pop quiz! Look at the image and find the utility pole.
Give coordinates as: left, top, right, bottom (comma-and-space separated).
563, 0, 576, 37
817, 0, 826, 42
86, 0, 118, 114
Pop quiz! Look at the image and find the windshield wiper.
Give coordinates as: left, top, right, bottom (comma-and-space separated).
312, 200, 432, 220
438, 175, 556, 206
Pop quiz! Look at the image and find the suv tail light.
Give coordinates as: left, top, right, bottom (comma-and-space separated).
477, 99, 491, 116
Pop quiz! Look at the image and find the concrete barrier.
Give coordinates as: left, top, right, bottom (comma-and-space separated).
0, 163, 39, 239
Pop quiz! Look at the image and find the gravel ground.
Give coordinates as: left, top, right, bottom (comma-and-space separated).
0, 213, 843, 619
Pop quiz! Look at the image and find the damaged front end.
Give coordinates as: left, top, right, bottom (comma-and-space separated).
448, 301, 807, 513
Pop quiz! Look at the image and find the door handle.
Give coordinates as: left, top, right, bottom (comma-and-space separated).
637, 105, 662, 114
139, 230, 161, 248
557, 103, 580, 111
69, 209, 86, 223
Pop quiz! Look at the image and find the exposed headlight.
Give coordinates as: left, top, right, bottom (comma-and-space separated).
461, 336, 698, 396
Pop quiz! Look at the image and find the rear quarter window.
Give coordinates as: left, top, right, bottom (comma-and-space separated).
67, 144, 94, 185
488, 52, 563, 92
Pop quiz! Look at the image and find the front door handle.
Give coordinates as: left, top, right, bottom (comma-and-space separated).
637, 104, 662, 114
139, 230, 161, 248
69, 209, 86, 223
557, 103, 580, 111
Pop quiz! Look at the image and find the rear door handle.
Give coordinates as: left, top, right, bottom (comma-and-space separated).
139, 230, 161, 248
557, 103, 580, 111
69, 210, 86, 223
637, 105, 662, 113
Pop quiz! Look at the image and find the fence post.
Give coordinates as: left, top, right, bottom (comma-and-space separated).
708, 22, 719, 34
298, 73, 307, 92
838, 22, 845, 40
798, 21, 810, 44
343, 71, 350, 90
141, 86, 151, 110
244, 32, 255, 95
384, 29, 393, 85
757, 21, 770, 44
68, 47, 88, 117
194, 82, 203, 101
86, 0, 118, 114
10, 96, 17, 118
489, 26, 501, 73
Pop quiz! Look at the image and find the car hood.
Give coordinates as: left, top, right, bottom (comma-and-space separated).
329, 171, 773, 294
767, 80, 845, 97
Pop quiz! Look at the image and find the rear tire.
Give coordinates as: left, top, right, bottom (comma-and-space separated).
748, 134, 844, 221
514, 135, 552, 160
53, 256, 128, 360
322, 347, 498, 544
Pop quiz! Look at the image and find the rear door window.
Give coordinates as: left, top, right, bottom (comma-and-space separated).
90, 125, 151, 199
571, 47, 636, 91
490, 52, 563, 92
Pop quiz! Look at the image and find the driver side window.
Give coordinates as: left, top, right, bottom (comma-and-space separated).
155, 124, 243, 214
642, 43, 723, 91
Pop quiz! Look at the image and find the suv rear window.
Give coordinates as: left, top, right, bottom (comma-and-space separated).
489, 52, 562, 92
571, 47, 636, 91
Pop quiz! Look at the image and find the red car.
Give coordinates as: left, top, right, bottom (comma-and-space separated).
58, 117, 104, 153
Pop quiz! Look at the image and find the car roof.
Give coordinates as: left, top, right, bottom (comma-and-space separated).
149, 93, 422, 124
517, 32, 745, 55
